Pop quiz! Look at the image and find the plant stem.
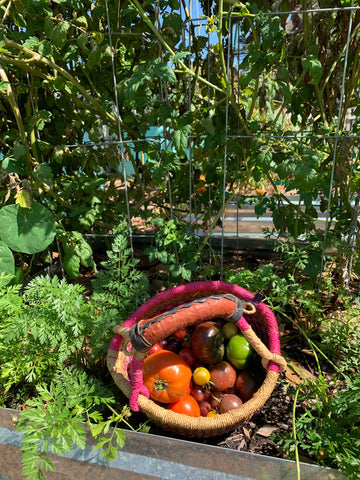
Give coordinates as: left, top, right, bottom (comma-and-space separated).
292, 386, 301, 480
0, 63, 32, 176
128, 0, 223, 94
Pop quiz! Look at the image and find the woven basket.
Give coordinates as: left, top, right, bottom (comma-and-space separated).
107, 280, 286, 438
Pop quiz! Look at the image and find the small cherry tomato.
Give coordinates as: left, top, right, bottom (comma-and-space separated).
179, 346, 196, 367
206, 410, 217, 417
173, 327, 189, 341
191, 386, 205, 403
147, 343, 163, 356
222, 322, 238, 339
199, 400, 212, 417
192, 366, 211, 386
168, 394, 201, 417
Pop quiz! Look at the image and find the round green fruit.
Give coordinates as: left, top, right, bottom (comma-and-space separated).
226, 334, 254, 370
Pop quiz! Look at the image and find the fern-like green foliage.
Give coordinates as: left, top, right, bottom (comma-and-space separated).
0, 275, 95, 398
17, 367, 128, 480
91, 233, 149, 321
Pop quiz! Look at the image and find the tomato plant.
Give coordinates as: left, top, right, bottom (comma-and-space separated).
226, 334, 254, 370
168, 394, 201, 417
191, 321, 225, 364
192, 366, 211, 386
142, 350, 192, 403
210, 361, 236, 392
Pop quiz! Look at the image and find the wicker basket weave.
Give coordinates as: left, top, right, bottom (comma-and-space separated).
107, 280, 286, 438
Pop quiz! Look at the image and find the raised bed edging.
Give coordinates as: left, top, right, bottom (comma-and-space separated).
0, 407, 345, 480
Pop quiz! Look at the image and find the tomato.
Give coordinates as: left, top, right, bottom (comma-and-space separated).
191, 321, 225, 364
210, 361, 236, 392
179, 346, 196, 367
206, 410, 217, 417
168, 394, 201, 417
173, 327, 189, 341
192, 366, 211, 386
235, 370, 260, 402
222, 322, 238, 339
163, 336, 181, 353
142, 350, 192, 403
226, 334, 254, 370
191, 386, 205, 403
147, 343, 163, 356
219, 394, 243, 413
199, 401, 212, 416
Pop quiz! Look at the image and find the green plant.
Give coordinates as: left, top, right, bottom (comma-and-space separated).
278, 374, 360, 480
17, 367, 134, 480
144, 218, 212, 284
91, 231, 150, 320
0, 275, 96, 402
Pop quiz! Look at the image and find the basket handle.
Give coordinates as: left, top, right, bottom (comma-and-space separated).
125, 294, 255, 354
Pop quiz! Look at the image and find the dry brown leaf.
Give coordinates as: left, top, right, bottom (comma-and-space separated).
256, 424, 279, 437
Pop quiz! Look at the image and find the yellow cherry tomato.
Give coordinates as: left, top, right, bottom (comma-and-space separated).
206, 410, 217, 417
192, 367, 211, 386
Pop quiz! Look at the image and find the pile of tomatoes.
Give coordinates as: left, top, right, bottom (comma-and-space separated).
139, 318, 265, 418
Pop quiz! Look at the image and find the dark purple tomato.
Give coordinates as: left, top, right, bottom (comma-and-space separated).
179, 346, 196, 367
191, 321, 225, 365
235, 371, 260, 402
219, 394, 243, 413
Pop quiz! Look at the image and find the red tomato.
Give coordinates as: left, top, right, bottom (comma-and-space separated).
168, 394, 201, 417
179, 346, 196, 367
147, 343, 163, 356
210, 361, 237, 392
173, 327, 189, 341
191, 386, 205, 403
142, 350, 192, 403
199, 400, 212, 417
191, 321, 225, 365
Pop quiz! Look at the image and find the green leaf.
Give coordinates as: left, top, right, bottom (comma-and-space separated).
0, 81, 8, 92
173, 125, 191, 156
152, 62, 177, 83
170, 51, 191, 63
302, 55, 323, 85
63, 247, 81, 279
50, 21, 71, 49
0, 240, 15, 281
1, 156, 26, 175
260, 16, 284, 50
0, 202, 56, 254
23, 36, 40, 50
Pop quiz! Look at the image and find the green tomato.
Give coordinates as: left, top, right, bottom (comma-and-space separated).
226, 334, 254, 370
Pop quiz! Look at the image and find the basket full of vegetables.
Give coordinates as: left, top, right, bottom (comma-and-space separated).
107, 281, 287, 437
